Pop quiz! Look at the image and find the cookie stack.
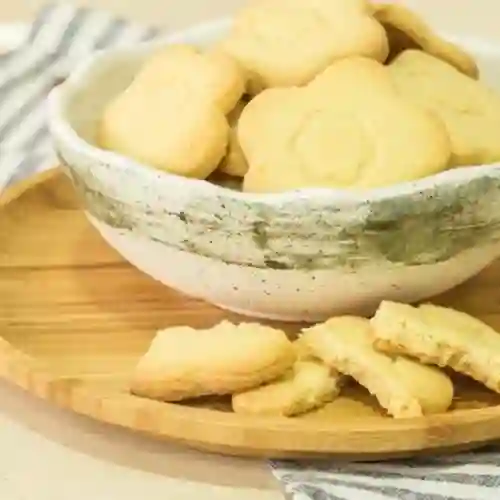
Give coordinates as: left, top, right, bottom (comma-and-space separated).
99, 0, 500, 193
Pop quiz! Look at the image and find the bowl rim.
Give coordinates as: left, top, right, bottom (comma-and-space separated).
47, 17, 500, 207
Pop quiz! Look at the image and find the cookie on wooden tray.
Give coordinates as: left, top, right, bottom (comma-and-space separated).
130, 320, 295, 402
232, 359, 342, 417
220, 0, 389, 92
99, 44, 248, 178
300, 316, 454, 418
374, 3, 479, 79
388, 49, 500, 167
240, 57, 451, 193
371, 301, 500, 393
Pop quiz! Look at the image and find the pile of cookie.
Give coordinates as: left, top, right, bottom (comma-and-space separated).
130, 301, 500, 419
99, 0, 500, 193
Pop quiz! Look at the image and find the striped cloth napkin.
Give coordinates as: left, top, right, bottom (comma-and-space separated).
0, 3, 162, 191
271, 453, 500, 499
2, 4, 500, 500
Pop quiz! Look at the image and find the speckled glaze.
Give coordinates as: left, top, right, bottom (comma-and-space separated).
47, 19, 500, 322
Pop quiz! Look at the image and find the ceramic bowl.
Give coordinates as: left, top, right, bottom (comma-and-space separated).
47, 18, 500, 322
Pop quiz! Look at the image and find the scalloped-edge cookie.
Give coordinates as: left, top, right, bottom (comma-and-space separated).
300, 316, 454, 418
232, 359, 342, 417
374, 3, 479, 79
372, 301, 500, 393
99, 44, 249, 178
130, 320, 296, 402
220, 0, 389, 92
240, 57, 451, 193
388, 50, 500, 167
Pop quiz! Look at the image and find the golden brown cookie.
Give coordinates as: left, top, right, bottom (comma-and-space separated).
134, 44, 246, 114
374, 3, 478, 79
99, 44, 249, 177
218, 99, 249, 177
300, 316, 454, 418
130, 321, 296, 402
100, 90, 228, 178
232, 359, 342, 417
371, 301, 500, 393
240, 57, 451, 193
388, 50, 500, 166
220, 0, 389, 92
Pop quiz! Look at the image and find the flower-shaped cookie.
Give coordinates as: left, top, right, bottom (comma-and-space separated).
239, 57, 451, 193
374, 3, 479, 79
220, 0, 389, 92
389, 50, 500, 167
99, 44, 246, 178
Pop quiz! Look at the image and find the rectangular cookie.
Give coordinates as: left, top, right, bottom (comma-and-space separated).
371, 301, 500, 393
300, 316, 453, 418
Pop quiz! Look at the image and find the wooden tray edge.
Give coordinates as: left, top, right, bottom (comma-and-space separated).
0, 167, 61, 206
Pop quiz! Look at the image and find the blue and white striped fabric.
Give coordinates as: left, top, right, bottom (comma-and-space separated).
2, 4, 500, 500
271, 451, 500, 500
0, 3, 162, 192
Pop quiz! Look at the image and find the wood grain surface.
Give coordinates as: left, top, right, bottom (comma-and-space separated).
2, 168, 500, 460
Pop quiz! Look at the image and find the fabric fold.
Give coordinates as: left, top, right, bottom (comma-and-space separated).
0, 2, 163, 192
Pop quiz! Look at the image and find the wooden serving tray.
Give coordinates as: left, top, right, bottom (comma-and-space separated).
2, 168, 500, 460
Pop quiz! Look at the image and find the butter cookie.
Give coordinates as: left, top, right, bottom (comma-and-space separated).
130, 321, 295, 401
389, 50, 500, 166
99, 44, 247, 177
374, 3, 478, 79
240, 57, 451, 193
133, 44, 246, 113
232, 359, 342, 417
300, 316, 454, 418
221, 0, 389, 91
218, 99, 249, 177
372, 301, 500, 393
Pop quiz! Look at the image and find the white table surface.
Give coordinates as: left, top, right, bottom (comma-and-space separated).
1, 0, 499, 499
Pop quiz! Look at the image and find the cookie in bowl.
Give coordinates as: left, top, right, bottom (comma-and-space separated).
219, 0, 389, 92
99, 44, 246, 178
239, 57, 451, 193
388, 49, 500, 167
373, 2, 479, 78
218, 98, 250, 177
